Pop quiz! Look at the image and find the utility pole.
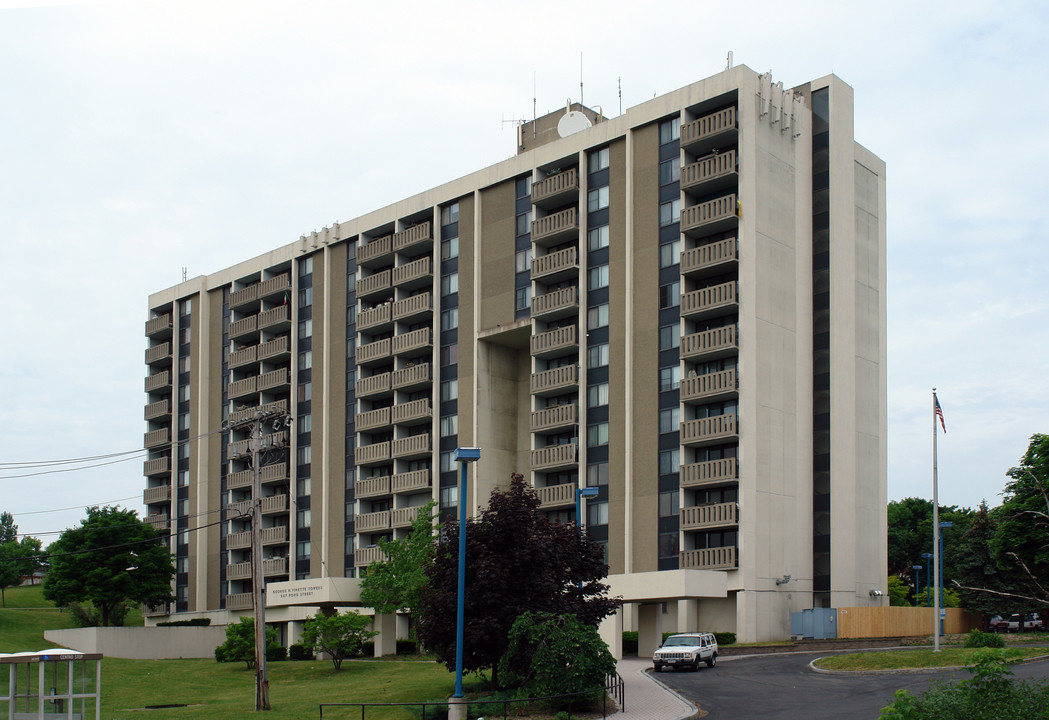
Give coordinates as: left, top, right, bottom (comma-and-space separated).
249, 411, 270, 711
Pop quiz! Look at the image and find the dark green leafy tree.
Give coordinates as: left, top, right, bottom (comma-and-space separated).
0, 512, 17, 544
952, 501, 1023, 615
360, 501, 437, 618
887, 498, 973, 599
0, 536, 42, 606
498, 611, 616, 698
43, 506, 174, 626
301, 612, 378, 670
887, 575, 911, 607
214, 617, 281, 668
416, 473, 620, 689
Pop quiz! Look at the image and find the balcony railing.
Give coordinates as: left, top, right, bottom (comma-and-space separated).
357, 441, 391, 465
144, 456, 170, 476
228, 439, 250, 458
681, 324, 738, 360
229, 316, 258, 339
228, 499, 251, 518
144, 399, 170, 421
261, 495, 288, 514
392, 328, 431, 356
681, 369, 738, 403
143, 485, 171, 505
682, 502, 739, 531
356, 510, 391, 532
358, 338, 392, 365
680, 107, 737, 151
531, 246, 578, 281
229, 345, 258, 369
392, 399, 431, 425
392, 257, 431, 288
354, 545, 387, 567
229, 284, 258, 309
258, 368, 289, 392
359, 234, 393, 265
225, 592, 253, 610
258, 336, 289, 361
392, 363, 429, 389
145, 314, 172, 337
229, 376, 258, 399
357, 303, 393, 331
144, 428, 170, 449
392, 292, 432, 321
261, 526, 287, 544
531, 443, 577, 471
393, 221, 432, 253
681, 238, 738, 277
680, 545, 737, 570
356, 475, 392, 499
537, 482, 575, 508
681, 414, 738, 446
391, 433, 430, 459
531, 207, 578, 246
145, 514, 169, 531
356, 407, 392, 432
145, 370, 171, 393
263, 557, 288, 576
530, 364, 578, 395
392, 469, 430, 493
258, 273, 291, 299
681, 150, 738, 193
227, 530, 251, 550
532, 168, 579, 208
229, 399, 287, 426
145, 342, 172, 365
530, 325, 577, 358
223, 468, 249, 489
531, 286, 577, 318
682, 194, 738, 237
261, 462, 288, 483
356, 372, 392, 397
531, 403, 577, 432
391, 507, 419, 529
681, 282, 737, 320
358, 269, 393, 298
142, 603, 169, 617
681, 457, 738, 488
258, 305, 289, 331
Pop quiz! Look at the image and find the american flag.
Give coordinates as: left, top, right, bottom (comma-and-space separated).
934, 394, 946, 433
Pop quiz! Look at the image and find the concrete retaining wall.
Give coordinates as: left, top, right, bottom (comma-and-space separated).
45, 626, 226, 659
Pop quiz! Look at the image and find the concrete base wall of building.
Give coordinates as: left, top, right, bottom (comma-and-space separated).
45, 626, 227, 659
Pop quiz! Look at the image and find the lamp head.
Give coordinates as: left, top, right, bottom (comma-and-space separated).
577, 487, 599, 499
453, 447, 481, 463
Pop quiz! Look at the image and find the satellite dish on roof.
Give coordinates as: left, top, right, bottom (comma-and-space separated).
557, 109, 592, 138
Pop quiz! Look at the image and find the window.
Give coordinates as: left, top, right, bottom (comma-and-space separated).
587, 382, 609, 408
515, 287, 532, 311
658, 532, 679, 558
298, 318, 312, 339
587, 501, 609, 526
179, 441, 190, 458
298, 350, 312, 371
659, 157, 680, 185
659, 117, 680, 144
589, 264, 609, 290
659, 199, 681, 227
440, 451, 454, 473
298, 382, 312, 402
178, 384, 191, 402
179, 326, 191, 345
587, 304, 609, 330
587, 186, 609, 212
297, 541, 311, 560
515, 212, 532, 237
659, 325, 680, 350
440, 379, 458, 401
299, 257, 314, 276
440, 415, 458, 437
346, 338, 355, 358
299, 288, 313, 307
178, 470, 189, 487
177, 499, 189, 516
659, 366, 681, 391
516, 175, 532, 198
586, 462, 608, 486
179, 356, 190, 373
440, 485, 458, 508
176, 556, 188, 573
441, 344, 458, 365
297, 445, 311, 465
297, 508, 311, 528
179, 413, 190, 431
659, 281, 680, 309
441, 273, 459, 296
659, 490, 680, 517
441, 203, 459, 226
587, 343, 609, 368
659, 407, 679, 433
297, 476, 312, 496
659, 448, 679, 475
659, 239, 681, 268
179, 298, 192, 316
588, 225, 609, 251
515, 248, 531, 273
441, 236, 459, 260
298, 413, 311, 433
589, 147, 610, 173
587, 422, 609, 447
441, 308, 458, 331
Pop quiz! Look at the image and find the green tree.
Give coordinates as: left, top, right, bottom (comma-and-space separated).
952, 501, 1019, 615
0, 536, 42, 606
887, 575, 911, 606
43, 506, 174, 626
301, 612, 378, 670
887, 498, 974, 596
498, 612, 616, 698
360, 501, 437, 618
0, 512, 17, 544
416, 473, 620, 689
215, 617, 281, 668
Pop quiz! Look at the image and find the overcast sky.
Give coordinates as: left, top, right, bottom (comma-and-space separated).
1, 0, 1046, 542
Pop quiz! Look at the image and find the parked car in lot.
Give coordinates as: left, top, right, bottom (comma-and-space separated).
652, 633, 719, 672
1024, 613, 1044, 632
989, 615, 1010, 632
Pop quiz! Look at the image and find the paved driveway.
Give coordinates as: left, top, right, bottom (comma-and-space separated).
656, 651, 1049, 720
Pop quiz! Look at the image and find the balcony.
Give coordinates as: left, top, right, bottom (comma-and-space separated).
257, 368, 289, 392
680, 545, 737, 570
146, 514, 169, 531
392, 363, 430, 390
392, 328, 431, 358
228, 438, 250, 459
391, 507, 419, 529
258, 304, 290, 331
357, 441, 391, 465
261, 462, 289, 484
145, 342, 172, 365
681, 325, 738, 361
229, 284, 259, 309
530, 364, 578, 396
258, 336, 289, 361
229, 376, 258, 399
263, 557, 288, 576
229, 315, 258, 339
144, 427, 170, 449
229, 345, 258, 369
531, 246, 578, 283
393, 221, 433, 253
144, 456, 170, 476
537, 482, 575, 509
258, 273, 291, 300
392, 292, 432, 322
357, 304, 393, 332
144, 399, 170, 421
356, 372, 392, 397
680, 106, 737, 154
225, 592, 253, 610
531, 443, 577, 471
681, 369, 738, 404
682, 194, 738, 238
681, 414, 738, 447
392, 398, 431, 425
358, 235, 393, 267
262, 526, 287, 544
681, 237, 738, 279
357, 338, 392, 366
682, 502, 739, 531
356, 407, 391, 432
392, 256, 431, 290
145, 370, 171, 394
531, 286, 577, 320
229, 399, 287, 426
530, 325, 577, 359
227, 530, 251, 550
532, 207, 578, 247
681, 150, 738, 195
358, 269, 393, 299
531, 403, 577, 432
391, 433, 430, 460
261, 495, 288, 515
532, 168, 579, 209
355, 475, 392, 499
356, 510, 391, 532
143, 485, 171, 505
681, 457, 738, 488
354, 545, 387, 567
681, 282, 737, 321
228, 499, 251, 518
392, 469, 430, 493
145, 314, 172, 338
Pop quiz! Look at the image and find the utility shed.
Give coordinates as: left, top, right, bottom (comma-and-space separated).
0, 649, 101, 720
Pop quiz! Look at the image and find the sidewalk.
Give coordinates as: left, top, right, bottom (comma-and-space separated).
613, 657, 696, 720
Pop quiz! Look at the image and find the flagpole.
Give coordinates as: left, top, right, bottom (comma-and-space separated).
932, 388, 941, 652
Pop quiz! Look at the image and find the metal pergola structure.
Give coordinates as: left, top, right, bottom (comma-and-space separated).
0, 649, 102, 720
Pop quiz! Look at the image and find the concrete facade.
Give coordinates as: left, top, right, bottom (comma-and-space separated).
141, 66, 887, 647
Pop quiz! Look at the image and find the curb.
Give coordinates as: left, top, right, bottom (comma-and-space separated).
807, 651, 1049, 675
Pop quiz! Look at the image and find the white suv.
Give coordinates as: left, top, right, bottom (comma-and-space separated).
652, 633, 719, 672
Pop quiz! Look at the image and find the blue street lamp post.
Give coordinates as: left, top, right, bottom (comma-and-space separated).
912, 565, 923, 607
921, 553, 934, 607
939, 522, 952, 635
451, 447, 480, 702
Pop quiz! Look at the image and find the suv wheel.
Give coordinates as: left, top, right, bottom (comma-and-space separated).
653, 664, 662, 673
706, 654, 717, 668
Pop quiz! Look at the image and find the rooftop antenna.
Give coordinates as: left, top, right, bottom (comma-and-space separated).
727, 50, 734, 69
579, 52, 584, 106
618, 76, 622, 115
181, 267, 187, 282
533, 71, 537, 139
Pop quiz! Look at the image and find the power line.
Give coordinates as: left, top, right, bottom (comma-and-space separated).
11, 495, 141, 516
14, 503, 249, 538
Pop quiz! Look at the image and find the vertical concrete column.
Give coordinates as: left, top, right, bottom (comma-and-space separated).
678, 598, 699, 632
637, 603, 664, 657
599, 606, 624, 659
373, 612, 398, 657
287, 620, 304, 647
396, 614, 410, 645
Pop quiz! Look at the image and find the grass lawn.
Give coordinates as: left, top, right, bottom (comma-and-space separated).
813, 646, 1049, 671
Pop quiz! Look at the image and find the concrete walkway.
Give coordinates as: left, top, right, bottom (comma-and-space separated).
613, 657, 696, 720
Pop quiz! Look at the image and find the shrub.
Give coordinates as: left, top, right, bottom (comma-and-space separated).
622, 631, 638, 656
301, 611, 378, 670
214, 617, 281, 668
267, 644, 287, 662
362, 640, 374, 657
713, 632, 736, 646
288, 643, 314, 661
396, 639, 417, 655
965, 629, 1005, 649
